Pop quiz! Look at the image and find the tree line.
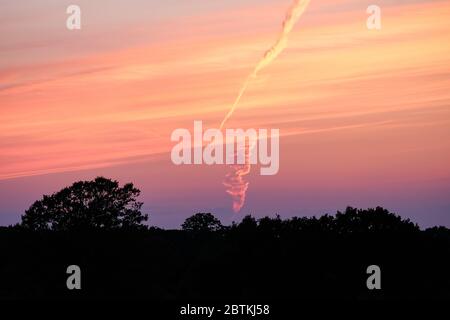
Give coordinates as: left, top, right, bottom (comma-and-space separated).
12, 177, 447, 235
1, 177, 449, 299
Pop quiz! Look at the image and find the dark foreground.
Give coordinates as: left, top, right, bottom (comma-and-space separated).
1, 218, 449, 301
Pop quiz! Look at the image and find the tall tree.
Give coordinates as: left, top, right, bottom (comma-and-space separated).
21, 177, 148, 231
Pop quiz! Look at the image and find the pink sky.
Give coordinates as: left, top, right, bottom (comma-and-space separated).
1, 0, 449, 227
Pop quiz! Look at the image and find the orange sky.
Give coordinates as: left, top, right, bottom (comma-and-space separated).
1, 0, 449, 227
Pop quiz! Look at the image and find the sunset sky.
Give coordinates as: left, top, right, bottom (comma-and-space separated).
1, 0, 449, 228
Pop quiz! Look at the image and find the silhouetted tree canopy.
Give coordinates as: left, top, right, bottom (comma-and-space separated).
181, 212, 223, 232
2, 202, 449, 299
21, 177, 148, 231
179, 207, 419, 235
333, 206, 419, 233
227, 206, 419, 234
234, 215, 258, 231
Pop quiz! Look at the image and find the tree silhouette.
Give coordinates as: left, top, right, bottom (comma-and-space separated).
235, 215, 258, 231
21, 177, 148, 231
181, 213, 223, 232
2, 204, 450, 299
333, 206, 419, 233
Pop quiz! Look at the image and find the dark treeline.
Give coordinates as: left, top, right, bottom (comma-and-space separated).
1, 208, 449, 300
0, 177, 449, 300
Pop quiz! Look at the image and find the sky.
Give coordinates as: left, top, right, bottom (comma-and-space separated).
1, 0, 449, 228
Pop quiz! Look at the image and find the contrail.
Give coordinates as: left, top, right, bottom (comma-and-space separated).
222, 137, 258, 213
220, 0, 311, 130
220, 0, 311, 212
222, 143, 252, 213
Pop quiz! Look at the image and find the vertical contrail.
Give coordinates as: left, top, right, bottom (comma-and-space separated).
220, 0, 311, 213
222, 142, 253, 213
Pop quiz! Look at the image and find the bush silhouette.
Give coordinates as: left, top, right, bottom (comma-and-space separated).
21, 177, 148, 231
181, 212, 222, 232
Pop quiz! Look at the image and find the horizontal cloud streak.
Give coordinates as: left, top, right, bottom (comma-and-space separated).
1, 0, 449, 184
